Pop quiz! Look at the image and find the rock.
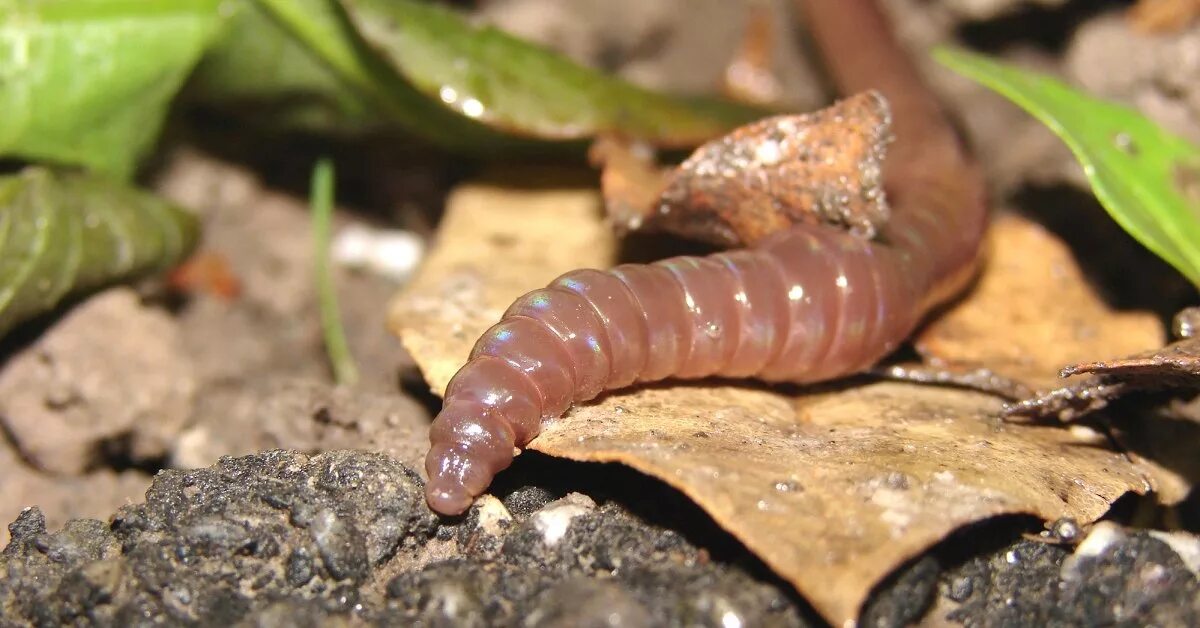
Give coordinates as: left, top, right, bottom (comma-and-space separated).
2, 450, 1196, 625
0, 288, 195, 474
940, 525, 1200, 625
0, 451, 809, 626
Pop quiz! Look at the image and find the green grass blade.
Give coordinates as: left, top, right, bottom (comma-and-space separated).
934, 47, 1200, 288
310, 158, 359, 387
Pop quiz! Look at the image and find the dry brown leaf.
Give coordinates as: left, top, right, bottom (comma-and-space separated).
915, 213, 1165, 392
1128, 0, 1200, 33
390, 179, 616, 394
720, 2, 784, 106
533, 382, 1146, 623
389, 182, 1151, 625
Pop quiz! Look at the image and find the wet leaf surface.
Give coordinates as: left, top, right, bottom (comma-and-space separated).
915, 213, 1165, 392
935, 47, 1200, 288
390, 179, 1151, 624
340, 0, 765, 146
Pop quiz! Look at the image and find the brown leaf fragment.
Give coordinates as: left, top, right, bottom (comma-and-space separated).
1128, 0, 1200, 33
1176, 160, 1200, 207
720, 2, 784, 106
1004, 327, 1200, 421
874, 360, 1034, 401
390, 178, 615, 395
390, 182, 1151, 626
588, 136, 672, 234
915, 213, 1165, 393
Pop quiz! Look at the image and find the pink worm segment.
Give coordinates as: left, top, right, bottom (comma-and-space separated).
425, 184, 987, 514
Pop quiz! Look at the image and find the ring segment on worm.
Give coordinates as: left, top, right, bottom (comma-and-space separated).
423, 0, 989, 516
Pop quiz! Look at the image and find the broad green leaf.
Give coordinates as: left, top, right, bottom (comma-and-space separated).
934, 47, 1200, 287
252, 0, 763, 151
0, 168, 199, 338
0, 0, 224, 179
189, 0, 386, 134
341, 0, 764, 146
254, 0, 524, 153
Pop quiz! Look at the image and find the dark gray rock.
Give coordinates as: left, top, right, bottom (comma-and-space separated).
0, 451, 810, 627
941, 526, 1200, 627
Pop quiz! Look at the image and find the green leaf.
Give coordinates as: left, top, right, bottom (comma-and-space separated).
254, 0, 523, 152
252, 0, 764, 151
0, 0, 225, 179
189, 0, 386, 134
341, 0, 763, 146
934, 46, 1200, 287
0, 168, 200, 339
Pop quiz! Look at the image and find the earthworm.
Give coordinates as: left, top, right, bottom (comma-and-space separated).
424, 0, 989, 515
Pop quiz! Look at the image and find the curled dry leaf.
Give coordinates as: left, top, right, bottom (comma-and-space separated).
591, 91, 890, 247
1005, 329, 1200, 420
720, 2, 784, 106
1128, 0, 1200, 33
914, 213, 1165, 393
389, 181, 1150, 625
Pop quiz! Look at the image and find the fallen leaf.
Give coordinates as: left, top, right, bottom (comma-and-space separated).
588, 135, 670, 234
915, 213, 1165, 392
1128, 0, 1200, 33
720, 3, 783, 106
389, 180, 1151, 625
168, 250, 242, 301
390, 175, 615, 394
533, 382, 1146, 623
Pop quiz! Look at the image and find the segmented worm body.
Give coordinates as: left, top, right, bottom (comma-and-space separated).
424, 0, 989, 515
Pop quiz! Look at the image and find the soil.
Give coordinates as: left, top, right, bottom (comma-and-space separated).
2, 0, 1199, 625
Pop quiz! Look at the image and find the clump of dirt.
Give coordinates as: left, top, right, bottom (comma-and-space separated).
0, 450, 811, 626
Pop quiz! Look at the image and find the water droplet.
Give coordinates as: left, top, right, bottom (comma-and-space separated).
705, 322, 721, 338
461, 98, 485, 118
1114, 132, 1138, 155
755, 140, 782, 166
773, 480, 799, 493
439, 86, 458, 104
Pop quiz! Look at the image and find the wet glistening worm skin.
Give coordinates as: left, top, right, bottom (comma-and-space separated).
424, 0, 990, 515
